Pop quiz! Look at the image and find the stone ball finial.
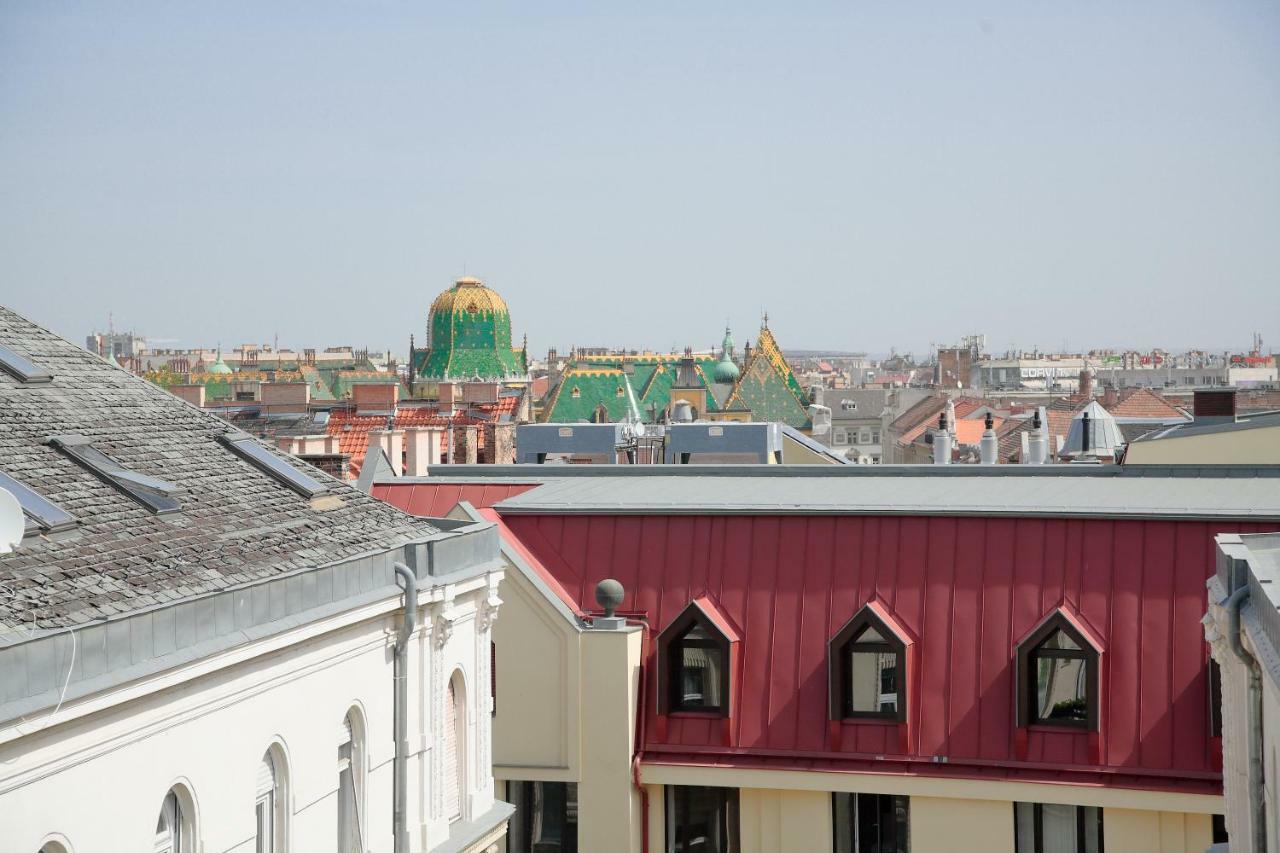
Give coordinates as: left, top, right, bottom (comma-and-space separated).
595, 578, 625, 618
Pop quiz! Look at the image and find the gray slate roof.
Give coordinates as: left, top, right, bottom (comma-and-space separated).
487, 467, 1280, 520
0, 306, 437, 632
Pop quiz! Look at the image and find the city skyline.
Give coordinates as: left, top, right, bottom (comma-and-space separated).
3, 2, 1278, 356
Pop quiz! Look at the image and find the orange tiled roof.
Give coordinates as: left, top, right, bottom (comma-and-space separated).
895, 396, 992, 447
1108, 388, 1185, 420
953, 416, 1004, 446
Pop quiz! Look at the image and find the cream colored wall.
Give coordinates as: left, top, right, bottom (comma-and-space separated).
643, 784, 1210, 853
1103, 808, 1213, 853
491, 565, 580, 778
1125, 424, 1280, 464
911, 796, 1014, 853
738, 788, 831, 853
578, 626, 644, 853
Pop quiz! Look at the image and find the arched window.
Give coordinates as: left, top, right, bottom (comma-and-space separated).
256, 746, 289, 852
338, 709, 367, 853
154, 786, 196, 853
445, 672, 467, 823
37, 840, 71, 853
828, 605, 909, 722
1016, 611, 1101, 730
656, 599, 738, 717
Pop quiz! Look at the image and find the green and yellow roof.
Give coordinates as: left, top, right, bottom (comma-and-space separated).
414, 277, 528, 381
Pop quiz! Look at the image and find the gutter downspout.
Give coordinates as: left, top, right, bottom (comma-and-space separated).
628, 617, 651, 853
1226, 583, 1266, 853
393, 562, 418, 853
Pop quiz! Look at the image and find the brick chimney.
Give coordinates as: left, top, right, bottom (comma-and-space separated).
1193, 388, 1237, 423
1078, 369, 1093, 399
169, 384, 206, 408
261, 382, 310, 413
483, 423, 516, 464
1101, 383, 1118, 411
451, 425, 479, 464
353, 383, 398, 414
438, 382, 458, 414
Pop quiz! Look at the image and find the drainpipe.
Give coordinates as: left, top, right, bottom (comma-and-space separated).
1226, 582, 1266, 853
393, 562, 418, 853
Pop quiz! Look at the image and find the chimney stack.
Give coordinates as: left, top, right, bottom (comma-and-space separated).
1027, 407, 1049, 465
979, 411, 998, 465
404, 427, 444, 476
1078, 368, 1094, 399
933, 411, 952, 465
1193, 388, 1237, 423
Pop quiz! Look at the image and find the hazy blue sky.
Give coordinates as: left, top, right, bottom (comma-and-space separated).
2, 2, 1277, 358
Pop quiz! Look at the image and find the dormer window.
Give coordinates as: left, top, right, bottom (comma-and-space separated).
657, 598, 739, 717
829, 604, 909, 722
1016, 611, 1100, 730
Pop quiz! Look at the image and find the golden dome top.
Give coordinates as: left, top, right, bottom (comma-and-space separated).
430, 277, 509, 317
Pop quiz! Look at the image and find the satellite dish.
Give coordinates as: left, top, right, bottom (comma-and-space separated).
0, 487, 24, 554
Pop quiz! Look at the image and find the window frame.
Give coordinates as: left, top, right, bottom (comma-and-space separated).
1015, 612, 1100, 730
832, 791, 910, 853
665, 785, 739, 853
1013, 802, 1104, 853
828, 605, 909, 723
656, 601, 736, 717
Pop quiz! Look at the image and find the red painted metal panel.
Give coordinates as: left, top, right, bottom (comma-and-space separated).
492, 509, 1280, 793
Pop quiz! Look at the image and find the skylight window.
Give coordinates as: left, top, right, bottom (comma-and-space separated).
221, 434, 326, 497
0, 343, 53, 384
0, 471, 76, 533
49, 435, 181, 514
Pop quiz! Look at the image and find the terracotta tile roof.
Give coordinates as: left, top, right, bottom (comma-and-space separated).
893, 396, 994, 447
1108, 388, 1185, 420
953, 416, 1003, 446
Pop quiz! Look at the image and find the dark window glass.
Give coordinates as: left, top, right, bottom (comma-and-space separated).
1030, 630, 1089, 725
833, 792, 909, 853
1212, 814, 1228, 844
667, 786, 738, 853
670, 622, 725, 713
508, 781, 578, 853
1013, 802, 1103, 853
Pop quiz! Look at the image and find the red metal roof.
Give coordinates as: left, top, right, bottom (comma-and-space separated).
371, 481, 536, 517
498, 511, 1280, 793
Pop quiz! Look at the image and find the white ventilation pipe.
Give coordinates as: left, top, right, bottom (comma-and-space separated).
932, 412, 952, 465
979, 413, 998, 465
1028, 407, 1049, 465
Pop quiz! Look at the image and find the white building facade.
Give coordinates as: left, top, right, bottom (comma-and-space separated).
2, 529, 508, 853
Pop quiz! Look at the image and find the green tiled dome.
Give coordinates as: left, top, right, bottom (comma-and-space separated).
713, 326, 740, 383
415, 277, 528, 381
